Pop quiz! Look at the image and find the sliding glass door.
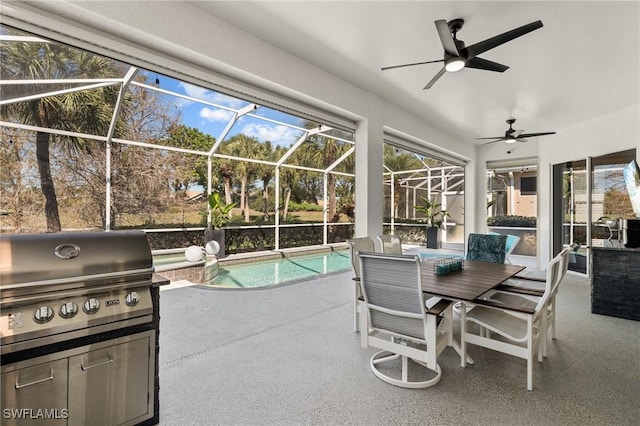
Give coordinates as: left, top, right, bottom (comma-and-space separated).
555, 149, 636, 275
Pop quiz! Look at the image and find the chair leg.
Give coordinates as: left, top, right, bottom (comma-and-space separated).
460, 304, 467, 368
354, 299, 360, 333
551, 297, 557, 339
527, 319, 534, 391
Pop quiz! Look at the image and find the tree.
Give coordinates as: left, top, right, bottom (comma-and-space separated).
256, 141, 277, 221
291, 135, 348, 219
227, 134, 260, 222
383, 145, 423, 218
163, 124, 215, 194
1, 37, 122, 231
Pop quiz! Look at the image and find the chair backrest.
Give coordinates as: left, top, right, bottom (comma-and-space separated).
358, 252, 426, 340
466, 233, 507, 264
551, 246, 572, 296
534, 252, 565, 314
488, 232, 520, 263
505, 234, 521, 257
346, 237, 375, 279
376, 234, 403, 254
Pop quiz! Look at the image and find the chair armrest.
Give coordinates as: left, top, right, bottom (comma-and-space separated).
495, 284, 544, 297
426, 299, 453, 316
473, 298, 535, 315
513, 274, 545, 283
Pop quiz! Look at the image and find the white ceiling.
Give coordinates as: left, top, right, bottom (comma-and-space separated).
188, 1, 639, 145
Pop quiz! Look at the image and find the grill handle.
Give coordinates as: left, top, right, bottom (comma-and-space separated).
15, 369, 54, 389
81, 353, 114, 371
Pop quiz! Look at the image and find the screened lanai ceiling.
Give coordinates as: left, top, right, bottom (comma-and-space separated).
0, 23, 465, 244
0, 28, 355, 177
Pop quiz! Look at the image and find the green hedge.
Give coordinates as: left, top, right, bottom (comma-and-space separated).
487, 215, 537, 227
136, 224, 354, 252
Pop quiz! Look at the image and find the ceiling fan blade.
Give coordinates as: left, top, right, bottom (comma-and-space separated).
381, 59, 444, 71
480, 139, 507, 146
513, 129, 524, 138
475, 136, 505, 140
518, 131, 556, 138
465, 20, 543, 59
423, 67, 446, 90
465, 57, 509, 73
435, 19, 460, 57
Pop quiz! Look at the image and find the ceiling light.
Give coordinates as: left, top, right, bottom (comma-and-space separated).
505, 138, 517, 144
445, 57, 465, 72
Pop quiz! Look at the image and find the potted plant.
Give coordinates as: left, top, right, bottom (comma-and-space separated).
415, 196, 450, 249
204, 192, 236, 258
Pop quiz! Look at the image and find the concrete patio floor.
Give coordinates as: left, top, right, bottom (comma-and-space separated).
157, 271, 639, 425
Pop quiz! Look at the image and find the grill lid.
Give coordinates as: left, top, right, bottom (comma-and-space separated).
0, 231, 153, 288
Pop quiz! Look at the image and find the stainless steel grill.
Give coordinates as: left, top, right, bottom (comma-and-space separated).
1, 231, 159, 426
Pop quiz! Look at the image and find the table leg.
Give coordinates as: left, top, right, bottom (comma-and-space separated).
459, 302, 473, 366
443, 302, 474, 366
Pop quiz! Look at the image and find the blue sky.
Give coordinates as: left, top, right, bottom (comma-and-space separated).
149, 71, 308, 148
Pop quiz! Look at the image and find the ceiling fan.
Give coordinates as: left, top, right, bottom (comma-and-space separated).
476, 118, 556, 145
381, 18, 543, 89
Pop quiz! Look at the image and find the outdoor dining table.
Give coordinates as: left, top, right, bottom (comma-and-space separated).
420, 259, 526, 301
419, 259, 526, 365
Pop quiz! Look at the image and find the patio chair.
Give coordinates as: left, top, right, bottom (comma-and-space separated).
346, 237, 376, 332
460, 251, 564, 390
466, 233, 507, 264
376, 234, 403, 254
488, 232, 521, 264
357, 252, 454, 388
453, 233, 508, 315
490, 245, 571, 356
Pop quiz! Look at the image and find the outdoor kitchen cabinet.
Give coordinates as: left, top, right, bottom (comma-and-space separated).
1, 359, 69, 426
68, 334, 152, 426
1, 331, 155, 426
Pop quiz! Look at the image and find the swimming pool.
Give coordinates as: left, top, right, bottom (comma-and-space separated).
207, 250, 351, 288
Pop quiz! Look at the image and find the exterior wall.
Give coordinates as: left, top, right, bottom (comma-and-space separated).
513, 172, 537, 217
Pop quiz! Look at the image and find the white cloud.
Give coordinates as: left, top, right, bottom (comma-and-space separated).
241, 123, 300, 145
179, 82, 247, 109
200, 107, 234, 122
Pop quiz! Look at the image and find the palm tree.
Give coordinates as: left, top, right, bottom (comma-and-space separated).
1, 37, 121, 231
295, 136, 347, 220
228, 134, 260, 222
256, 141, 278, 221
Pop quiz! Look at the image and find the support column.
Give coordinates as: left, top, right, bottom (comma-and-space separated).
355, 118, 384, 238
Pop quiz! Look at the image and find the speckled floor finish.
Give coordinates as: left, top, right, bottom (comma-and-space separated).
157, 272, 639, 425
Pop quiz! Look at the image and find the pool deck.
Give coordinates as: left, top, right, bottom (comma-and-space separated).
157, 270, 639, 425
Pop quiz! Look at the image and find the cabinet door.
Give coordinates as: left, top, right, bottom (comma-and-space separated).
1, 359, 68, 426
68, 336, 151, 426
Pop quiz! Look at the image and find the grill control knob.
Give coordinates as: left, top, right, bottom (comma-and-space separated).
59, 302, 79, 319
34, 306, 54, 324
83, 298, 100, 314
125, 292, 140, 307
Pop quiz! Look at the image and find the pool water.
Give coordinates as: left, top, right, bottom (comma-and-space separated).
207, 250, 351, 288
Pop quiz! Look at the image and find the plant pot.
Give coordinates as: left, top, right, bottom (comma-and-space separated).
426, 226, 439, 249
205, 229, 226, 258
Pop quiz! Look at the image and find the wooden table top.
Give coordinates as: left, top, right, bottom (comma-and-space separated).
420, 260, 525, 302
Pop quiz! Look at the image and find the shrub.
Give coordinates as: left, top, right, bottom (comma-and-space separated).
487, 215, 537, 227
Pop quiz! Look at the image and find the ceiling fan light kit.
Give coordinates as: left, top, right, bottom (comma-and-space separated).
445, 57, 465, 72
